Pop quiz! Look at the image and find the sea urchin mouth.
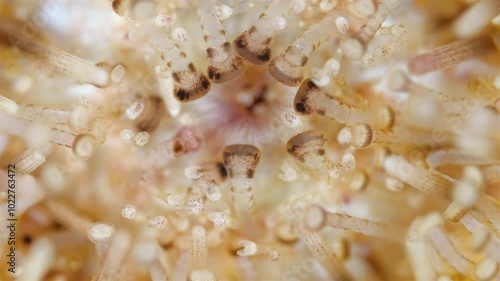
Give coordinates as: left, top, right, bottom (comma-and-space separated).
190, 65, 288, 146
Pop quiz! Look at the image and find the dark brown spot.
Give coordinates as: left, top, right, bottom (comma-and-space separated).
161, 241, 174, 250
53, 222, 63, 229
257, 49, 271, 62
297, 156, 305, 163
173, 141, 184, 153
300, 56, 308, 66
249, 26, 257, 34
180, 52, 186, 58
235, 36, 247, 48
188, 63, 196, 72
208, 67, 221, 80
217, 162, 228, 178
263, 37, 272, 44
223, 42, 231, 52
295, 102, 306, 113
318, 149, 325, 156
200, 76, 210, 89
317, 109, 325, 116
23, 235, 32, 244
112, 0, 125, 16
172, 72, 180, 82
176, 89, 188, 101
207, 48, 216, 59
246, 169, 255, 179
288, 145, 299, 153
220, 29, 226, 36
307, 80, 317, 89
